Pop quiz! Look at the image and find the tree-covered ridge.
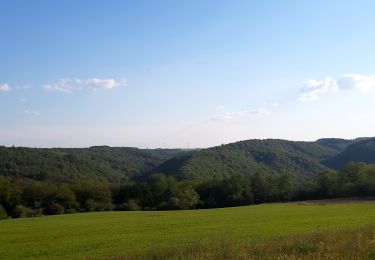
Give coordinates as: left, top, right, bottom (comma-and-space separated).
323, 138, 375, 170
316, 138, 354, 152
0, 146, 188, 183
152, 139, 344, 182
1, 137, 373, 185
2, 137, 375, 220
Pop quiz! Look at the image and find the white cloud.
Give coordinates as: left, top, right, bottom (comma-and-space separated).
43, 79, 74, 94
0, 83, 11, 92
83, 78, 124, 89
299, 74, 375, 101
43, 78, 127, 94
299, 77, 338, 101
209, 108, 270, 123
24, 110, 40, 116
337, 74, 375, 92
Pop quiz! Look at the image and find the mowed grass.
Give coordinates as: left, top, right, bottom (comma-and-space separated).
1, 202, 375, 259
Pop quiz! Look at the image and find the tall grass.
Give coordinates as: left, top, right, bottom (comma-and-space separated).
123, 225, 375, 259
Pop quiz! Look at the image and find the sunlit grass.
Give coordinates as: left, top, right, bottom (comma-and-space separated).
1, 202, 375, 259
130, 225, 375, 259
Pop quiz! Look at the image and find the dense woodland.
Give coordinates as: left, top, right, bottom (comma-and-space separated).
1, 162, 375, 219
148, 138, 373, 181
0, 146, 188, 183
1, 137, 375, 219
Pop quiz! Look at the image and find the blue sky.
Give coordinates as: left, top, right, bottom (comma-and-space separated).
1, 0, 375, 148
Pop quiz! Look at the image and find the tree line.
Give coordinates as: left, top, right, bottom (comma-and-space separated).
1, 162, 375, 219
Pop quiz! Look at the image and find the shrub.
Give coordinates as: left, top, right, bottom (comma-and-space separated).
157, 197, 180, 210
116, 199, 141, 211
44, 203, 65, 215
94, 202, 113, 211
84, 199, 96, 212
0, 204, 7, 219
13, 205, 33, 218
84, 199, 113, 212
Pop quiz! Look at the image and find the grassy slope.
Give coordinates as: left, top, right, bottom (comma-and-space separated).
1, 202, 375, 259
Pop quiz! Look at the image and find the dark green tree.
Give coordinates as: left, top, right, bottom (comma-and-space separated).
251, 171, 271, 203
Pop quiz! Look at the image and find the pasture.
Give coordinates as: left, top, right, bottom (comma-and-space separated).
1, 201, 375, 259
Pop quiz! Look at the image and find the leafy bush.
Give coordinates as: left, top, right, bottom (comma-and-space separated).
0, 204, 7, 219
116, 199, 141, 211
84, 199, 113, 212
44, 203, 65, 215
13, 205, 34, 218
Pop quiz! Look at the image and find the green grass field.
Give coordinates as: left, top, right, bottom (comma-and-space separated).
1, 201, 375, 259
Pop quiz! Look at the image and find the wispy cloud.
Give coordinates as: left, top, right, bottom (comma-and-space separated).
24, 110, 40, 116
208, 108, 270, 123
80, 78, 121, 90
43, 79, 74, 94
299, 77, 338, 101
15, 85, 32, 90
179, 107, 271, 130
0, 83, 11, 92
337, 74, 375, 92
299, 74, 375, 101
43, 78, 128, 94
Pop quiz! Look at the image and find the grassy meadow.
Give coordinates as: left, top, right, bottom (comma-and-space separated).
135, 225, 375, 259
1, 201, 375, 259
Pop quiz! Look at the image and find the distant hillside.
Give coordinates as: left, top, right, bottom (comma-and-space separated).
0, 146, 187, 183
150, 139, 343, 182
316, 137, 371, 152
323, 138, 375, 169
1, 137, 372, 184
316, 138, 354, 152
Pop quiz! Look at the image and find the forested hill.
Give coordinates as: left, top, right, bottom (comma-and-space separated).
0, 146, 188, 183
323, 138, 375, 169
316, 137, 371, 152
149, 139, 347, 182
1, 137, 373, 184
315, 138, 355, 152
